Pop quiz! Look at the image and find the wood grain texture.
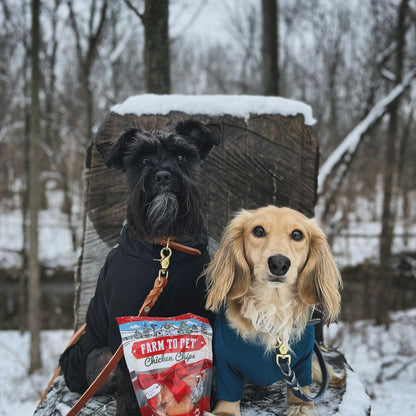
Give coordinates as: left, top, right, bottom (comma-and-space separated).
75, 110, 318, 325
36, 110, 371, 416
35, 349, 370, 416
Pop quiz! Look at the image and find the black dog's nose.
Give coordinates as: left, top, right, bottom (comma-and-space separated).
155, 170, 172, 184
268, 255, 291, 276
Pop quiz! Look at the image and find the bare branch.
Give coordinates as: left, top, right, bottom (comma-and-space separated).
85, 1, 108, 69
316, 68, 416, 220
380, 68, 396, 82
124, 0, 144, 22
67, 0, 83, 64
375, 40, 398, 67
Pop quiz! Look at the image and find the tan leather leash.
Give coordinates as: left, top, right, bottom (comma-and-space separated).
65, 275, 168, 416
38, 238, 200, 415
38, 324, 87, 404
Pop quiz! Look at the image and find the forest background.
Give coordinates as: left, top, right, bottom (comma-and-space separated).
0, 0, 415, 378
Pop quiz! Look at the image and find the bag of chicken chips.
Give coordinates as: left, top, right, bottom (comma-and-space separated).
117, 313, 212, 416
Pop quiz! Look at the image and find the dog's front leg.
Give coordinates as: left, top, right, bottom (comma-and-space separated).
204, 399, 241, 416
86, 347, 138, 415
286, 387, 317, 416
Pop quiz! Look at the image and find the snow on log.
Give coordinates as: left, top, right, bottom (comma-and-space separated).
111, 94, 317, 125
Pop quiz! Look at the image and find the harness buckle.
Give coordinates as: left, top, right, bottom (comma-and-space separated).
276, 352, 291, 367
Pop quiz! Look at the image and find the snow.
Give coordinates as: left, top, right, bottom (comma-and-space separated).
336, 369, 371, 416
325, 309, 416, 416
111, 94, 317, 125
317, 68, 416, 194
0, 330, 72, 416
0, 189, 79, 270
2, 309, 416, 416
331, 217, 416, 268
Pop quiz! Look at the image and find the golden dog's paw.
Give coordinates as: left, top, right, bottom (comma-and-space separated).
286, 404, 318, 416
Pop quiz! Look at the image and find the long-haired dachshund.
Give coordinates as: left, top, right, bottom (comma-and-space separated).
204, 206, 343, 416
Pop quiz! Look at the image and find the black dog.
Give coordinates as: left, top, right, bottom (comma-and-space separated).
59, 120, 221, 415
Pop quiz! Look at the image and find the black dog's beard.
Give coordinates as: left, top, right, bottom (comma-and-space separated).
127, 176, 203, 241
147, 192, 179, 237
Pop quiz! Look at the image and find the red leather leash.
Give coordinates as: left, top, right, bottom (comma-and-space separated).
153, 238, 201, 256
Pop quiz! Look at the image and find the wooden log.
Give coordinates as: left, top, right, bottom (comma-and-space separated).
35, 348, 370, 416
75, 102, 318, 327
36, 95, 370, 416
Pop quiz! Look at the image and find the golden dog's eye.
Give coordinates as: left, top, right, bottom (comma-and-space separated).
291, 229, 304, 241
252, 226, 266, 237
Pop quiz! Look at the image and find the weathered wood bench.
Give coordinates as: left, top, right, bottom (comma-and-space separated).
35, 95, 371, 416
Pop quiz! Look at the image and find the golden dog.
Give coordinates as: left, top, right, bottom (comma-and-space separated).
204, 206, 342, 416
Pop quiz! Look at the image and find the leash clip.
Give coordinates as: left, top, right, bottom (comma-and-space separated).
154, 238, 172, 282
157, 268, 169, 281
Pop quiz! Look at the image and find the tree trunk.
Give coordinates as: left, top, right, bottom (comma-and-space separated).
143, 0, 170, 94
19, 28, 32, 334
28, 0, 42, 373
68, 0, 108, 147
398, 110, 412, 246
261, 0, 279, 95
377, 0, 408, 326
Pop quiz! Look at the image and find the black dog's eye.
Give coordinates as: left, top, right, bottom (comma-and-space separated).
176, 154, 185, 163
140, 157, 149, 166
291, 229, 304, 241
252, 226, 266, 238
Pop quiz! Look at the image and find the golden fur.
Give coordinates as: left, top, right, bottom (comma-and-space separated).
204, 206, 343, 416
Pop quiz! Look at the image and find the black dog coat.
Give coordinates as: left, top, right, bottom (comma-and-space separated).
59, 225, 212, 393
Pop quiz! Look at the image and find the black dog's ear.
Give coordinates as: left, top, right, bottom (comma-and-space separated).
175, 120, 222, 160
96, 128, 139, 170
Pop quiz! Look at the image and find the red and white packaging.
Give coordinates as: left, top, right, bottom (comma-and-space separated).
117, 314, 212, 416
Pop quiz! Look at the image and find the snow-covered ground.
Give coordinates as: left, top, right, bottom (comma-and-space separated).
0, 188, 80, 270
1, 189, 415, 271
325, 309, 416, 416
1, 309, 415, 416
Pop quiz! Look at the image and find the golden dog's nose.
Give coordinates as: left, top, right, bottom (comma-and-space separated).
268, 255, 291, 276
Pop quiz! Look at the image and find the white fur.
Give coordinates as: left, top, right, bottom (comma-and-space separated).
228, 280, 310, 350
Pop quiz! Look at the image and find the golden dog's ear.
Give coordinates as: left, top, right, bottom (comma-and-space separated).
297, 219, 342, 324
205, 210, 252, 312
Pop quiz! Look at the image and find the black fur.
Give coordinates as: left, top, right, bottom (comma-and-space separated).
97, 120, 222, 240
83, 120, 221, 415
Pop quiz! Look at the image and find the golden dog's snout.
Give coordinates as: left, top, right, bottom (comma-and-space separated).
268, 255, 291, 276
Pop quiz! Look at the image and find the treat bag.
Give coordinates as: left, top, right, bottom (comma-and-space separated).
117, 313, 213, 416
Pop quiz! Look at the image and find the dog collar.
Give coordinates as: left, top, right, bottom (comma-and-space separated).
153, 238, 202, 256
